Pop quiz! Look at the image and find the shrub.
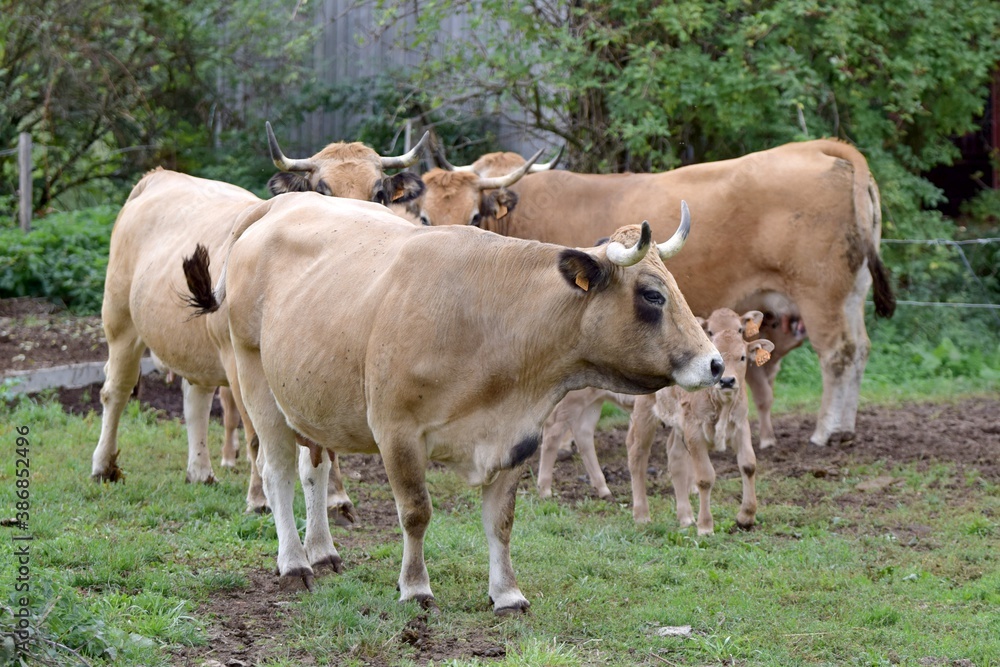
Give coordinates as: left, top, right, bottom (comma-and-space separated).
0, 206, 116, 314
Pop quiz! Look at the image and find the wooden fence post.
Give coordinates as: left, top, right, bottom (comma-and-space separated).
18, 132, 32, 232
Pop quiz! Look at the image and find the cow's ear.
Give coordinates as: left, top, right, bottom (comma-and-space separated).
740, 310, 764, 338
386, 172, 425, 204
558, 249, 611, 294
482, 189, 519, 221
268, 172, 310, 196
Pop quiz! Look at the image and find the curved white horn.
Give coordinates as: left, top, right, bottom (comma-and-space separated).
606, 221, 652, 267
529, 145, 563, 172
476, 149, 544, 190
381, 131, 430, 169
266, 121, 316, 172
436, 149, 476, 172
657, 200, 691, 260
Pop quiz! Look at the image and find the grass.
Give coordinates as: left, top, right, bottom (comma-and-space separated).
1, 379, 999, 666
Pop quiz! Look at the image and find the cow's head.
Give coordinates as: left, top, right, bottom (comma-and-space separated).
265, 122, 427, 205
711, 329, 774, 396
416, 151, 544, 227
556, 202, 724, 392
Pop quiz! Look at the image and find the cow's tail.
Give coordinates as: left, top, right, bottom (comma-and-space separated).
182, 244, 219, 316
823, 140, 896, 318
181, 198, 275, 317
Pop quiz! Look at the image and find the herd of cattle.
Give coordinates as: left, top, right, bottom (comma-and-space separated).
90, 123, 896, 614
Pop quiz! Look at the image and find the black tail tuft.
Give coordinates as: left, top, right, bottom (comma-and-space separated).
181, 244, 220, 316
869, 249, 896, 318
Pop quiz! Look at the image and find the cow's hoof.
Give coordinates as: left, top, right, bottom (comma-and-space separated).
493, 599, 530, 616
312, 555, 344, 575
278, 567, 315, 592
329, 502, 357, 527
414, 595, 440, 615
758, 438, 775, 450
598, 490, 615, 502
247, 502, 271, 515
186, 472, 216, 484
92, 467, 124, 483
220, 458, 237, 469
734, 519, 756, 532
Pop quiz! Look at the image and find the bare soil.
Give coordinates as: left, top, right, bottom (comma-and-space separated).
5, 300, 999, 665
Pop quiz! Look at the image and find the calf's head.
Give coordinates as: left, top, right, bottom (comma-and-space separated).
557, 203, 724, 393
711, 330, 774, 396
265, 121, 427, 205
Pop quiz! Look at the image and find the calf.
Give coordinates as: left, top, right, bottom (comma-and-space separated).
627, 319, 774, 533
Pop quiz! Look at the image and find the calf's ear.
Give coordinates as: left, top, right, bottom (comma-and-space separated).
740, 310, 764, 338
747, 338, 775, 366
558, 249, 611, 294
267, 172, 310, 196
386, 172, 426, 204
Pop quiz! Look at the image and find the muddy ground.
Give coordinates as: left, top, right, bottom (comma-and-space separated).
3, 300, 999, 665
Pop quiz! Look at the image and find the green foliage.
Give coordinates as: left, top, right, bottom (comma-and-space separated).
381, 0, 1000, 242
0, 206, 116, 313
0, 0, 323, 215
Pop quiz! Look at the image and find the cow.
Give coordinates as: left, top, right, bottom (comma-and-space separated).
181, 194, 724, 613
627, 316, 775, 533
90, 123, 427, 522
431, 141, 895, 448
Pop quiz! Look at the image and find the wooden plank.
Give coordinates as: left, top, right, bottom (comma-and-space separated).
18, 132, 31, 232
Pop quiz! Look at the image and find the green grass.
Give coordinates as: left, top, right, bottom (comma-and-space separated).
1, 386, 999, 666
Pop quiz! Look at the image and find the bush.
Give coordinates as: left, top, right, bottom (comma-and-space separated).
0, 206, 116, 314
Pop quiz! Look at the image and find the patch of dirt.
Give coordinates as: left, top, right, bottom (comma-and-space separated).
170, 568, 308, 667
0, 301, 106, 373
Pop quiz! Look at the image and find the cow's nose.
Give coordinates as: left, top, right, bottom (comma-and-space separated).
719, 376, 736, 390
709, 356, 724, 382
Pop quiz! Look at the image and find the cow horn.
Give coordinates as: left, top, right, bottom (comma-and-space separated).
436, 149, 476, 172
381, 131, 430, 169
266, 121, 316, 173
657, 201, 691, 260
529, 145, 563, 172
477, 149, 544, 190
606, 221, 652, 267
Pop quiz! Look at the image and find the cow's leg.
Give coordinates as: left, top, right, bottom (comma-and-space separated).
482, 466, 529, 615
297, 447, 342, 572
221, 353, 267, 513
536, 411, 569, 499
734, 426, 757, 529
686, 431, 716, 536
625, 394, 658, 523
381, 439, 434, 606
804, 268, 872, 446
667, 430, 696, 529
837, 267, 873, 442
327, 452, 357, 527
574, 398, 613, 500
219, 387, 240, 469
746, 361, 779, 449
181, 379, 216, 484
238, 351, 313, 589
92, 325, 144, 482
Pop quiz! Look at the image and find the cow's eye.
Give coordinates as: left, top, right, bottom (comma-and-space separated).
738, 327, 744, 334
373, 189, 389, 206
316, 180, 333, 196
641, 289, 665, 306
419, 213, 431, 226
470, 212, 482, 226
741, 355, 746, 362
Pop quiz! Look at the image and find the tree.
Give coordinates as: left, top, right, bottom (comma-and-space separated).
0, 0, 320, 217
377, 0, 1000, 237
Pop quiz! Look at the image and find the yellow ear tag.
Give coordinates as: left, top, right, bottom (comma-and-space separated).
745, 319, 760, 338
575, 274, 590, 291
754, 347, 771, 367
496, 204, 509, 219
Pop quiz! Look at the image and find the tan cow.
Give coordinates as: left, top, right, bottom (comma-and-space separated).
91, 123, 426, 522
182, 195, 723, 613
434, 141, 895, 447
627, 322, 774, 533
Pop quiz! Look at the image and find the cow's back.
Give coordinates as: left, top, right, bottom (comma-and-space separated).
505, 140, 865, 315
105, 169, 259, 384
